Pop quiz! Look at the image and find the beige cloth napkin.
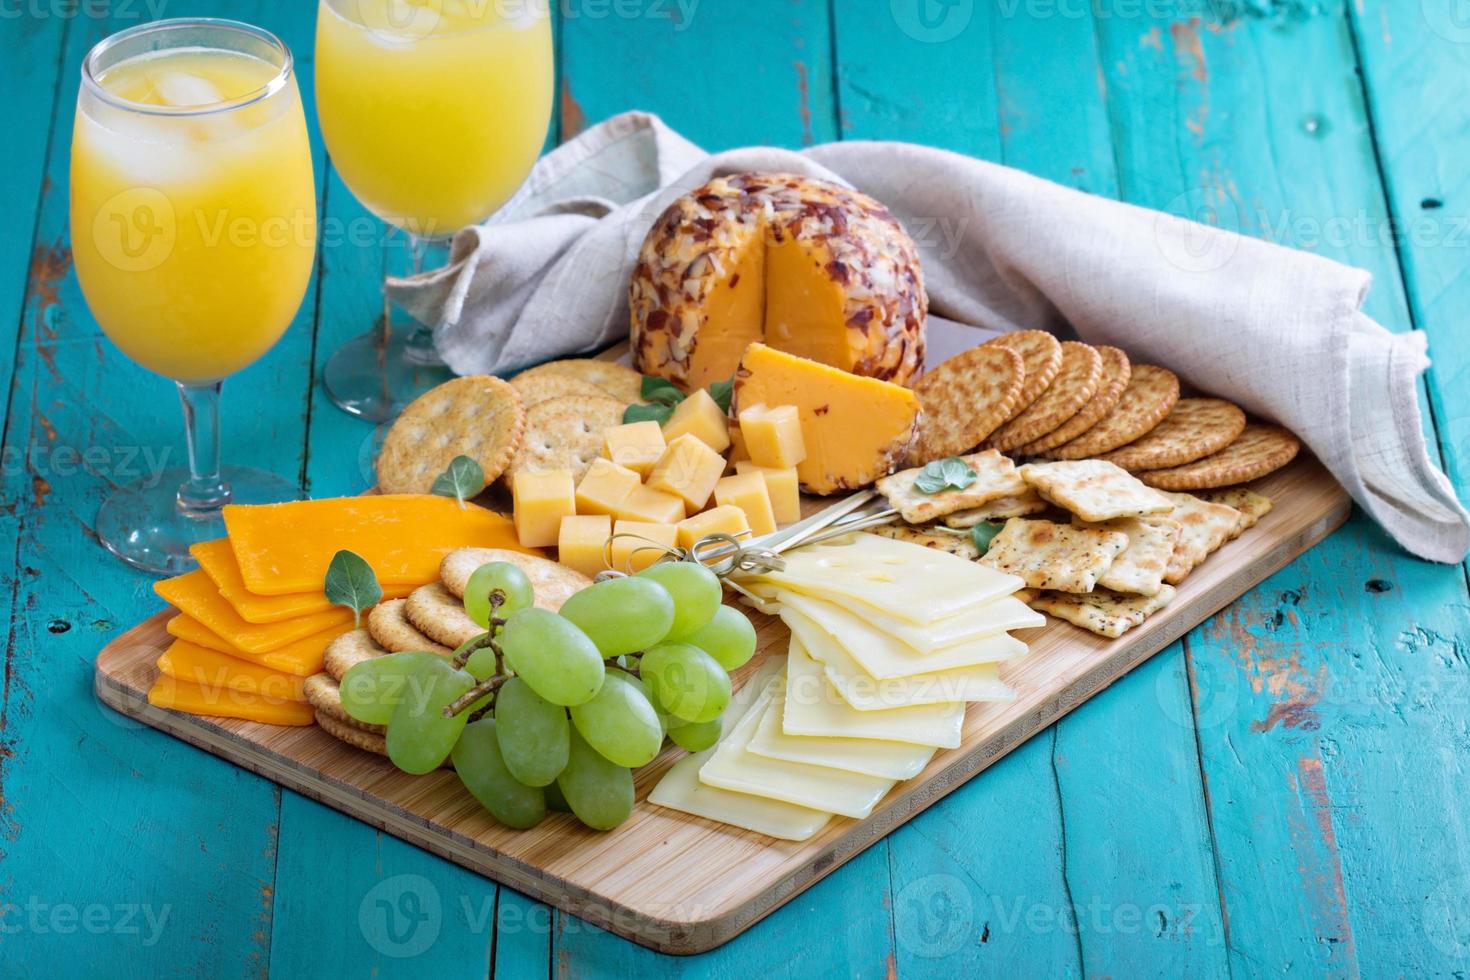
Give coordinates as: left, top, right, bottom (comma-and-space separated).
389, 111, 1469, 564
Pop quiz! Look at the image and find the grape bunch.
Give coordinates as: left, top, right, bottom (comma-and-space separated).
338, 560, 757, 832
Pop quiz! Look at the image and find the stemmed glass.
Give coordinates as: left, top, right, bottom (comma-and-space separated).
71, 19, 318, 573
314, 0, 555, 421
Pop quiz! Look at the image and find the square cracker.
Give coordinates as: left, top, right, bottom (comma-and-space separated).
1195, 488, 1273, 539
869, 523, 980, 560
1073, 516, 1182, 597
877, 450, 1027, 524
1159, 491, 1243, 584
977, 518, 1129, 593
942, 489, 1049, 527
1032, 586, 1177, 638
1019, 459, 1174, 523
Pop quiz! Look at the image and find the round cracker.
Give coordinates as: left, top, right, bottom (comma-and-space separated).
1047, 364, 1179, 459
304, 672, 387, 734
376, 375, 525, 494
1018, 346, 1131, 454
1137, 424, 1301, 490
322, 628, 389, 682
405, 582, 484, 649
1099, 398, 1247, 471
510, 372, 614, 409
504, 394, 625, 483
986, 342, 1103, 451
439, 547, 592, 612
983, 330, 1063, 413
513, 359, 645, 404
908, 345, 1024, 461
367, 599, 453, 655
315, 710, 389, 757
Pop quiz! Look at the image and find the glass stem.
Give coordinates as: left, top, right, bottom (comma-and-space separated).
402, 231, 443, 367
175, 380, 231, 517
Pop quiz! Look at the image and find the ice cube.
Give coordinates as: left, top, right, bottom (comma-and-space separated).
151, 71, 228, 108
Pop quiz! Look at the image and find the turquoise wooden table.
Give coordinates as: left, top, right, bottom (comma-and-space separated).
4, 1, 1469, 975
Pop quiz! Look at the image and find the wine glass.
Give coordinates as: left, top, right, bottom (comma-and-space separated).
71, 19, 317, 573
314, 0, 555, 421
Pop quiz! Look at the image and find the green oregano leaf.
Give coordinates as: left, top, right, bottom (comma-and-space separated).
431, 454, 487, 508
913, 456, 978, 495
708, 377, 735, 414
970, 521, 1004, 556
640, 375, 686, 407
324, 549, 382, 629
623, 401, 675, 426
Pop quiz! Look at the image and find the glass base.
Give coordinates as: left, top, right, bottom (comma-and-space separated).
96, 466, 304, 575
322, 322, 454, 423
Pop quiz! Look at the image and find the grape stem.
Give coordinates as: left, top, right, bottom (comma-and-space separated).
442, 674, 510, 718
450, 632, 497, 670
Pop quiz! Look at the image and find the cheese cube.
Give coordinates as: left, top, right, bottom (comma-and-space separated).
714, 472, 778, 537
738, 403, 806, 469
613, 485, 686, 525
558, 515, 612, 579
602, 420, 666, 477
676, 505, 752, 552
662, 389, 731, 453
646, 433, 725, 512
575, 458, 641, 516
734, 461, 801, 525
611, 521, 679, 572
512, 470, 576, 548
728, 423, 750, 465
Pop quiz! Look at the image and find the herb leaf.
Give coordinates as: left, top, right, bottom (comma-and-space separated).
708, 377, 734, 414
970, 521, 1004, 555
640, 375, 686, 407
324, 550, 382, 629
431, 455, 487, 508
623, 402, 674, 426
914, 456, 978, 495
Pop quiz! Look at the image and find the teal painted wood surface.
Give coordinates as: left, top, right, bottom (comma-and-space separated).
2, 1, 1468, 976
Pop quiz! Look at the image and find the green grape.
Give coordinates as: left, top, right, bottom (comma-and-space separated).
463, 644, 500, 680
667, 717, 722, 752
498, 608, 605, 706
557, 576, 675, 656
463, 561, 534, 629
640, 642, 731, 724
680, 605, 757, 671
339, 652, 447, 726
544, 779, 572, 813
452, 718, 546, 829
493, 677, 569, 787
637, 562, 722, 640
568, 670, 663, 768
386, 657, 478, 774
556, 727, 634, 831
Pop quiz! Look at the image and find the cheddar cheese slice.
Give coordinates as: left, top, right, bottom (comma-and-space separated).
147, 675, 315, 727
732, 344, 919, 495
156, 571, 352, 655
191, 538, 414, 624
156, 639, 309, 702
223, 495, 531, 596
164, 615, 339, 677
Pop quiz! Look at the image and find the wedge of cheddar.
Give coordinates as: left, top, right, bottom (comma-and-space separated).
732, 344, 920, 494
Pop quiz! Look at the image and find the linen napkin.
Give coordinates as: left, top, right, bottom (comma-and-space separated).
388, 111, 1469, 564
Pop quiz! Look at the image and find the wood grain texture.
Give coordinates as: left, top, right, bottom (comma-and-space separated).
95, 459, 1348, 954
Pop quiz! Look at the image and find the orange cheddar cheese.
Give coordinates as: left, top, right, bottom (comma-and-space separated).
676, 505, 751, 552
733, 344, 919, 495
661, 389, 731, 453
602, 420, 666, 477
557, 515, 612, 579
513, 470, 576, 549
166, 615, 344, 677
735, 461, 802, 525
156, 571, 352, 655
222, 495, 531, 595
191, 538, 415, 624
714, 472, 778, 537
156, 639, 309, 702
575, 459, 642, 516
645, 433, 725, 512
147, 675, 315, 726
737, 403, 806, 469
611, 521, 678, 573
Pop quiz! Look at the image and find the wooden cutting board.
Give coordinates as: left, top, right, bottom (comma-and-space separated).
94, 455, 1349, 955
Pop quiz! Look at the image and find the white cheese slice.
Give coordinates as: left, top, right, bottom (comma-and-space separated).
782, 604, 1015, 709
777, 589, 1026, 678
747, 682, 936, 779
753, 532, 1023, 624
776, 583, 1043, 653
698, 685, 897, 819
782, 637, 967, 748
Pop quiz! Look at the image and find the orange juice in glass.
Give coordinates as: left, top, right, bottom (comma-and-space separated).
315, 0, 554, 420
71, 19, 317, 573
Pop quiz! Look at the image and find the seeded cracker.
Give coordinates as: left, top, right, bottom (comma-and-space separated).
1157, 491, 1243, 584
304, 673, 386, 734
1032, 586, 1178, 639
877, 450, 1027, 524
439, 547, 592, 612
1048, 364, 1179, 460
1018, 346, 1132, 455
1195, 488, 1273, 538
510, 372, 615, 409
322, 628, 390, 682
367, 599, 453, 655
406, 582, 485, 648
504, 394, 626, 483
983, 330, 1063, 413
1019, 459, 1174, 522
1099, 398, 1246, 471
909, 346, 1025, 460
943, 490, 1049, 527
977, 518, 1129, 593
376, 375, 526, 494
1073, 516, 1182, 596
987, 342, 1104, 451
512, 358, 646, 404
1138, 424, 1301, 490
869, 522, 981, 560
